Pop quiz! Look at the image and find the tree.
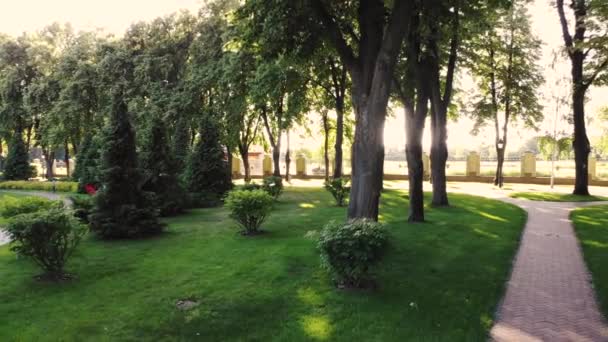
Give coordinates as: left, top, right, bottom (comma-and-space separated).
467, 0, 544, 188
140, 113, 186, 216
73, 133, 102, 193
186, 114, 232, 196
556, 0, 608, 195
89, 93, 163, 239
393, 3, 431, 222
3, 131, 34, 180
311, 0, 413, 220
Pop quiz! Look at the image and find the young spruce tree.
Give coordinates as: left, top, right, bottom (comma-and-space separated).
140, 113, 186, 216
3, 130, 34, 180
89, 94, 163, 238
186, 114, 232, 196
73, 133, 102, 193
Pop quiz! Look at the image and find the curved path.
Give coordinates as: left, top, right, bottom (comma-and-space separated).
489, 197, 608, 341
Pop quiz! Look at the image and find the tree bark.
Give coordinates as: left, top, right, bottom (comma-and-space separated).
572, 84, 590, 195
285, 130, 291, 181
495, 147, 505, 187
312, 0, 413, 220
405, 87, 428, 222
44, 150, 55, 180
430, 108, 449, 206
64, 142, 70, 178
322, 113, 331, 181
333, 94, 344, 179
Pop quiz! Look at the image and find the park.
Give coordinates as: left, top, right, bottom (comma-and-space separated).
0, 0, 607, 341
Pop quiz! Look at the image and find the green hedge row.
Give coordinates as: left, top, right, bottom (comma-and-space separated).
0, 181, 78, 193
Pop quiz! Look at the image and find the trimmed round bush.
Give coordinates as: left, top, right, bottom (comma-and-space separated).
262, 176, 283, 199
318, 219, 388, 288
3, 208, 87, 280
224, 189, 274, 235
324, 178, 350, 207
0, 196, 64, 219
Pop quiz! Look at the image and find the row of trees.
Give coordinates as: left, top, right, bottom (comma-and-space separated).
0, 0, 606, 223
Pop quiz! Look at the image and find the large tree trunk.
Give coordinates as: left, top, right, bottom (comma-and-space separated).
44, 150, 55, 180
242, 151, 251, 183
430, 108, 449, 206
495, 147, 505, 187
272, 141, 281, 177
64, 140, 71, 178
572, 84, 590, 195
348, 99, 386, 220
323, 113, 330, 181
333, 98, 344, 179
285, 131, 291, 181
405, 93, 427, 222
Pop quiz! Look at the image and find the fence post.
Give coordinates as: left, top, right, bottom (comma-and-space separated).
296, 155, 306, 177
589, 155, 597, 180
466, 152, 480, 177
232, 157, 242, 178
520, 151, 536, 177
422, 153, 430, 180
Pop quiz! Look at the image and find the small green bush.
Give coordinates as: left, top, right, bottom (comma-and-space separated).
318, 219, 388, 288
0, 180, 78, 192
3, 208, 87, 280
0, 196, 63, 219
262, 176, 283, 199
224, 189, 274, 235
324, 178, 350, 207
69, 195, 94, 223
241, 182, 262, 191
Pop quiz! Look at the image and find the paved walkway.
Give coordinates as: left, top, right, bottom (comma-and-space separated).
490, 198, 608, 341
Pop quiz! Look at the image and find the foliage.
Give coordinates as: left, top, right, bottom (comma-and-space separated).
74, 134, 102, 193
0, 180, 77, 192
262, 176, 283, 199
140, 114, 186, 216
318, 219, 388, 288
0, 196, 63, 219
241, 182, 262, 191
69, 195, 94, 223
89, 95, 163, 239
3, 133, 35, 180
224, 189, 273, 235
324, 177, 350, 207
186, 115, 232, 196
537, 135, 573, 160
3, 208, 86, 279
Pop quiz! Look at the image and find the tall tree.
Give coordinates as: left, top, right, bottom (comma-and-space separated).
467, 0, 544, 188
311, 0, 413, 220
90, 93, 163, 239
556, 0, 608, 195
186, 114, 232, 196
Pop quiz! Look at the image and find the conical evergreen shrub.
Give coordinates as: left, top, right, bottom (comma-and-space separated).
3, 131, 34, 180
89, 94, 163, 239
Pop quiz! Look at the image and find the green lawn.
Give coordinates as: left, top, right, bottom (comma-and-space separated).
571, 205, 608, 316
509, 191, 608, 202
0, 187, 526, 341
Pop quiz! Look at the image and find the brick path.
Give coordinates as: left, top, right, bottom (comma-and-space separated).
490, 199, 608, 341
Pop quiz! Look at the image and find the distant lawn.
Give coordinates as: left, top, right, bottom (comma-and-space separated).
571, 206, 608, 316
509, 191, 608, 202
0, 188, 526, 341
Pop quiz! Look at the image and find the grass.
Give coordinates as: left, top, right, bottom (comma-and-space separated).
509, 191, 608, 202
0, 187, 526, 341
571, 206, 608, 316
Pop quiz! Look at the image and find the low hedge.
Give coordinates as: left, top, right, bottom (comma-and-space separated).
0, 181, 78, 193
